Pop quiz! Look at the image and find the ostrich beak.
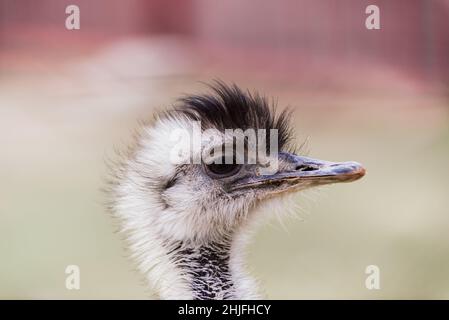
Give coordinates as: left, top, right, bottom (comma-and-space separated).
232, 152, 365, 191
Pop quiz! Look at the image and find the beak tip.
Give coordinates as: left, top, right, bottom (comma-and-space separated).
349, 161, 366, 180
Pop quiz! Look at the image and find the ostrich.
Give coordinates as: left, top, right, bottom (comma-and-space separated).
107, 82, 365, 300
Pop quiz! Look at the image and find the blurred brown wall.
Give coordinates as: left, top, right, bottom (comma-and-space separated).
193, 0, 449, 82
1, 0, 448, 81
0, 0, 194, 35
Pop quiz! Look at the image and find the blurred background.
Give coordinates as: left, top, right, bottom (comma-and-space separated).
1, 0, 449, 299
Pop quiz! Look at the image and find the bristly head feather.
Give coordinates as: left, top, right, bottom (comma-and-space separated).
173, 80, 295, 151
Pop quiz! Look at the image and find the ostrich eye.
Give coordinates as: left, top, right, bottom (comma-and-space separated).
205, 163, 242, 178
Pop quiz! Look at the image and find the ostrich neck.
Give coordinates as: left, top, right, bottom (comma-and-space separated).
165, 232, 259, 300
172, 240, 234, 300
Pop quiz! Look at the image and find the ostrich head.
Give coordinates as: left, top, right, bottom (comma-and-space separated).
108, 82, 365, 299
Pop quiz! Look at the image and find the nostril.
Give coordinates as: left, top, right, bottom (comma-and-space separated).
295, 165, 318, 172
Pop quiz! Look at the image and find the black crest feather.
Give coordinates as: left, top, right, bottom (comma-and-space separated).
174, 81, 293, 150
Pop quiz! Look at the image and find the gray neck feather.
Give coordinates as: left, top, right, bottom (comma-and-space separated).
169, 239, 236, 300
